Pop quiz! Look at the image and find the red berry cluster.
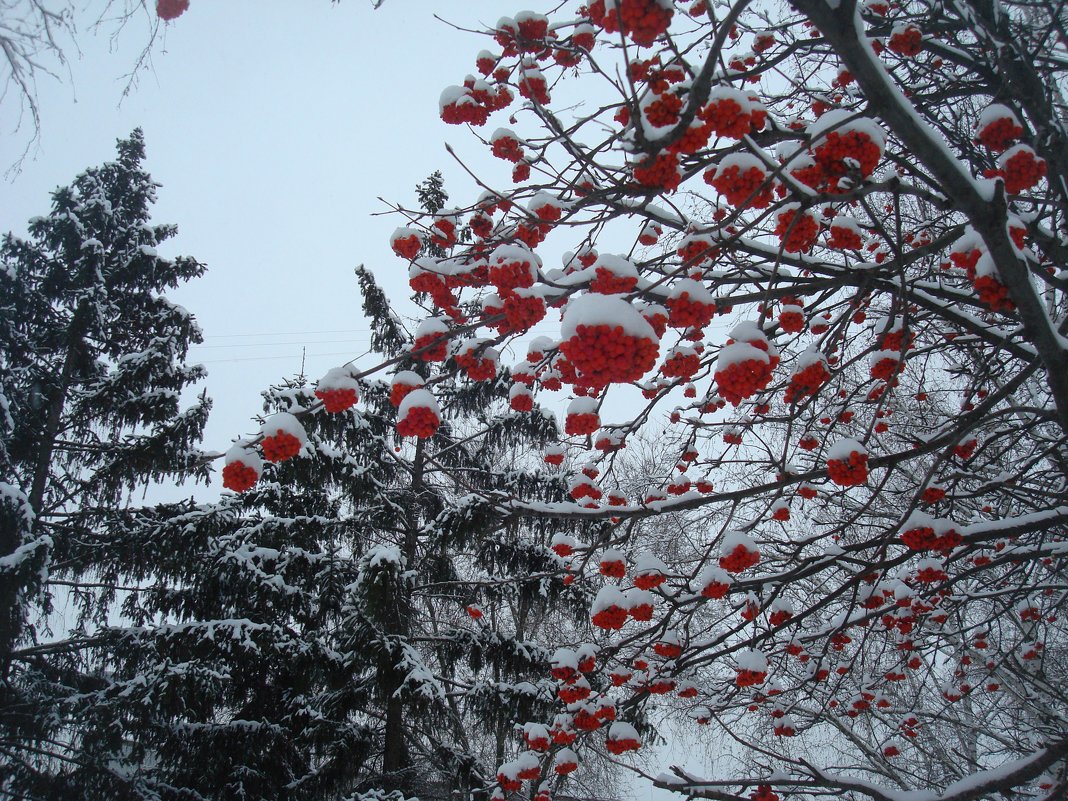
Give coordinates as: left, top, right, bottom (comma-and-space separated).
588, 0, 674, 47
412, 333, 448, 362
869, 356, 902, 382
491, 134, 524, 162
653, 640, 683, 659
262, 431, 302, 463
410, 271, 458, 311
565, 412, 601, 436
590, 267, 638, 294
914, 564, 948, 583
455, 350, 497, 382
976, 116, 1023, 153
599, 557, 625, 578
489, 259, 536, 294
606, 739, 636, 756
813, 130, 882, 179
700, 578, 730, 599
720, 543, 760, 572
397, 406, 440, 438
315, 387, 358, 413
644, 92, 684, 127
661, 350, 700, 379
591, 604, 628, 630
827, 451, 868, 486
715, 359, 773, 406
559, 325, 659, 387
519, 71, 550, 104
735, 668, 767, 687
669, 121, 714, 154
706, 164, 773, 208
392, 234, 421, 260
698, 97, 753, 139
222, 460, 258, 493
1001, 147, 1046, 193
775, 208, 819, 253
668, 293, 715, 330
390, 382, 418, 408
156, 0, 189, 20
779, 308, 806, 333
632, 152, 682, 190
921, 486, 946, 504
501, 294, 547, 333
826, 224, 863, 249
510, 391, 534, 412
901, 525, 961, 552
784, 360, 830, 403
888, 24, 922, 57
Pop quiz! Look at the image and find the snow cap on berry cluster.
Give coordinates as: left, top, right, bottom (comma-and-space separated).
260, 412, 308, 446
225, 442, 262, 473
398, 388, 441, 419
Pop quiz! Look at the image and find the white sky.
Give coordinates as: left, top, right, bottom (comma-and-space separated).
2, 2, 540, 495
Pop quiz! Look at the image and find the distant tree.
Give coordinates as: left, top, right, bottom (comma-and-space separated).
0, 128, 210, 798
63, 176, 619, 801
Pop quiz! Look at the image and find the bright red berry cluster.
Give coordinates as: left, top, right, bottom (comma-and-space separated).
813, 130, 882, 179
667, 293, 715, 330
391, 233, 421, 260
661, 350, 701, 379
720, 544, 760, 573
261, 431, 302, 463
632, 152, 682, 190
827, 451, 868, 486
1000, 146, 1046, 193
559, 325, 659, 387
588, 0, 674, 47
565, 412, 601, 436
785, 360, 830, 403
775, 207, 819, 253
888, 24, 922, 56
826, 223, 863, 249
221, 461, 258, 493
397, 406, 440, 438
315, 387, 358, 413
735, 668, 767, 687
706, 164, 773, 208
412, 333, 448, 362
715, 359, 773, 406
591, 604, 628, 630
698, 97, 753, 139
589, 267, 638, 294
976, 116, 1023, 152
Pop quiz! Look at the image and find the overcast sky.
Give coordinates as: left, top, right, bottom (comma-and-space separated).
3, 2, 563, 496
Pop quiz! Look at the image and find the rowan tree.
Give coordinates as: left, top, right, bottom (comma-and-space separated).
217, 2, 1068, 800
0, 129, 210, 798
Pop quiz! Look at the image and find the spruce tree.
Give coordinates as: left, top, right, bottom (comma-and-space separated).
0, 129, 210, 798
70, 176, 607, 801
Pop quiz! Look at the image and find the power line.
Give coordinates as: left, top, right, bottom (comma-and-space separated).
200, 326, 371, 339
190, 338, 372, 349
196, 350, 369, 365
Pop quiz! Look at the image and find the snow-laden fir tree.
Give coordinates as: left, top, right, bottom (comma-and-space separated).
63, 177, 618, 801
0, 129, 210, 798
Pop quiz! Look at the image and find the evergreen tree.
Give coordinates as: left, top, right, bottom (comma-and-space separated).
71, 177, 609, 801
0, 129, 210, 798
